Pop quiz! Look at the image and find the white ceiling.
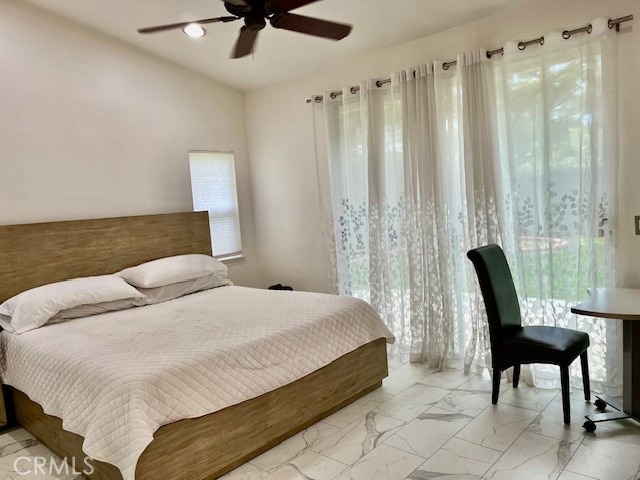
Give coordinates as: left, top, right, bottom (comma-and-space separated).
27, 0, 527, 90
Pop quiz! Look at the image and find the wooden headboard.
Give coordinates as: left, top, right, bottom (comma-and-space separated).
0, 212, 212, 303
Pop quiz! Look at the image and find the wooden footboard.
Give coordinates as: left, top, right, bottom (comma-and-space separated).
12, 338, 388, 480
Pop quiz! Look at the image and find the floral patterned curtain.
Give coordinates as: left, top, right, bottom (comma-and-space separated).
316, 55, 503, 370
495, 19, 621, 394
314, 20, 621, 394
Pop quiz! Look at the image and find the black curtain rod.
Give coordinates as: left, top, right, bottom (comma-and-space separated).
307, 14, 633, 104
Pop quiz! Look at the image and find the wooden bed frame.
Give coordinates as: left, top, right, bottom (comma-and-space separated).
0, 212, 389, 480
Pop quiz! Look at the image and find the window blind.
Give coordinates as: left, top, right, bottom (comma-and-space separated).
189, 151, 242, 257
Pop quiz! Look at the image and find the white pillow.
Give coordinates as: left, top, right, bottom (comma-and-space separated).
0, 275, 144, 334
50, 297, 146, 323
138, 273, 232, 305
118, 254, 227, 289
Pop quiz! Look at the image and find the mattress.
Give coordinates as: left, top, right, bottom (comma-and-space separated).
0, 286, 394, 480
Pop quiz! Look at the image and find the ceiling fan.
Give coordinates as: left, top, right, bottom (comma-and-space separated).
138, 0, 352, 59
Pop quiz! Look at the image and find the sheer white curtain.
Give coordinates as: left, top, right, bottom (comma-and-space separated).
315, 56, 502, 368
318, 81, 412, 357
495, 18, 621, 393
394, 65, 457, 367
314, 18, 620, 392
439, 51, 506, 372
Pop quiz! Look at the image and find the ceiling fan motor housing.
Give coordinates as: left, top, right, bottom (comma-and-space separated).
225, 1, 271, 31
246, 15, 267, 30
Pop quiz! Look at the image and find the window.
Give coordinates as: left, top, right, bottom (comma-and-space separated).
189, 151, 242, 258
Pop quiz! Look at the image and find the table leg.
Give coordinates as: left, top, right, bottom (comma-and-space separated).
623, 320, 640, 419
583, 319, 639, 430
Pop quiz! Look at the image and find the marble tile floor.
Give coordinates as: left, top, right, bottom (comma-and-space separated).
1, 357, 639, 480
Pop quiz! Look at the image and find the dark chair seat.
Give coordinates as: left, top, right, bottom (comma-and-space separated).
503, 326, 590, 365
467, 244, 591, 425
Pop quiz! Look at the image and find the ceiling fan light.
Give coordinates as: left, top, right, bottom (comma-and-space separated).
183, 23, 206, 38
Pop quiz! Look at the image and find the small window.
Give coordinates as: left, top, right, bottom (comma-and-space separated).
189, 151, 242, 258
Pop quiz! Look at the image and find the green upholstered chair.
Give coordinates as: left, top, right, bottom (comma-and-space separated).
467, 244, 590, 424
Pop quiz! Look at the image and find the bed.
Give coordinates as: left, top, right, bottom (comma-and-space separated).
0, 212, 391, 480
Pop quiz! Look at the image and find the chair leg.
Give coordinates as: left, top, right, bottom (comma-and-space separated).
580, 351, 591, 401
492, 368, 501, 404
560, 365, 571, 425
513, 364, 521, 388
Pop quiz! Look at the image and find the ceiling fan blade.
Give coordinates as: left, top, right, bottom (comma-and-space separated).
267, 0, 321, 12
270, 13, 352, 40
138, 16, 238, 34
232, 26, 259, 58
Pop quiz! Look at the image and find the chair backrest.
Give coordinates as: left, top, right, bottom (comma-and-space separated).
467, 244, 522, 350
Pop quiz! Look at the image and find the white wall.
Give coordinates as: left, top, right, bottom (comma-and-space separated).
245, 0, 640, 292
0, 1, 261, 287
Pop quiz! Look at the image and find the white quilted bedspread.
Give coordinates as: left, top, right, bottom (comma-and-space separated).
0, 286, 394, 480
